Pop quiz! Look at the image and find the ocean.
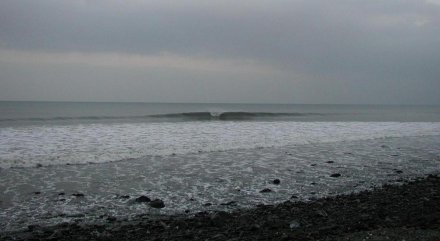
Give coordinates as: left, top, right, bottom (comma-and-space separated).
1, 101, 440, 231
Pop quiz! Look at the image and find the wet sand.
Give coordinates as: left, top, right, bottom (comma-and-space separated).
1, 174, 439, 241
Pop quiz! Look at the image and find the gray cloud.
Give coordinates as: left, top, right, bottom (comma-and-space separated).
0, 0, 439, 104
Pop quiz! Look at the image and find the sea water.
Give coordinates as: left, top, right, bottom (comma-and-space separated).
1, 102, 440, 231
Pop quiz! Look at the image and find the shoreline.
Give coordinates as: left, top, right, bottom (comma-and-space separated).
2, 174, 440, 240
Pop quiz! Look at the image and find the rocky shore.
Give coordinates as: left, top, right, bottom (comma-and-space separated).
2, 174, 440, 241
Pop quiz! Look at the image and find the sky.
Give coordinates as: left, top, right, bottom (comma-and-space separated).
0, 0, 439, 104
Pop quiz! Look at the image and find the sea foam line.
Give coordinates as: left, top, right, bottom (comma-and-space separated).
0, 121, 440, 168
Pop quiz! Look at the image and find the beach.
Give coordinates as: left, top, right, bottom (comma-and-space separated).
2, 174, 440, 240
2, 0, 440, 239
1, 102, 440, 239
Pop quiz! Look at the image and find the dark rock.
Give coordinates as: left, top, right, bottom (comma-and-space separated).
72, 193, 85, 197
272, 179, 281, 185
211, 233, 226, 239
326, 161, 334, 163
7, 175, 440, 241
395, 170, 403, 174
184, 209, 190, 213
195, 211, 209, 217
311, 182, 317, 185
58, 222, 69, 228
58, 192, 65, 196
135, 195, 151, 203
220, 201, 236, 206
27, 224, 40, 232
260, 188, 272, 193
210, 211, 232, 226
120, 195, 130, 199
36, 164, 43, 168
34, 191, 41, 195
236, 213, 253, 226
330, 173, 341, 178
311, 164, 317, 166
66, 213, 85, 218
149, 199, 165, 208
290, 195, 298, 199
318, 225, 338, 232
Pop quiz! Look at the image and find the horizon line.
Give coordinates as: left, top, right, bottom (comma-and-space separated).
0, 100, 438, 107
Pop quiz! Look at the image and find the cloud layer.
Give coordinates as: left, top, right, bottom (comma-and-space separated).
0, 0, 439, 104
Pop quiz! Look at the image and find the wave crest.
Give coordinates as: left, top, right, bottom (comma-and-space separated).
150, 111, 315, 120
0, 112, 320, 123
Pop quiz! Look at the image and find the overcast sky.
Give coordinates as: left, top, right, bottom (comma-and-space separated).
0, 0, 439, 104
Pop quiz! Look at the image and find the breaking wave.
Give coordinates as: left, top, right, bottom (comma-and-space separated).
0, 112, 321, 123
149, 111, 319, 120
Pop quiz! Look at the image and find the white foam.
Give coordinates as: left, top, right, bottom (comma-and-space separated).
1, 121, 440, 168
1, 135, 440, 232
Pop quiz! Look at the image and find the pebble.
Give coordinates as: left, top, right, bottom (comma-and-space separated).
273, 179, 281, 185
330, 173, 341, 178
289, 220, 301, 229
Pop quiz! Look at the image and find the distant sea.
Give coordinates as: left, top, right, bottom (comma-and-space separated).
1, 101, 440, 231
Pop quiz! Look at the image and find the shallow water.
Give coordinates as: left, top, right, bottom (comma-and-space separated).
1, 135, 439, 232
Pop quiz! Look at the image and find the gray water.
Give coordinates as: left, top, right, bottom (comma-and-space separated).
1, 101, 440, 232
1, 101, 440, 127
